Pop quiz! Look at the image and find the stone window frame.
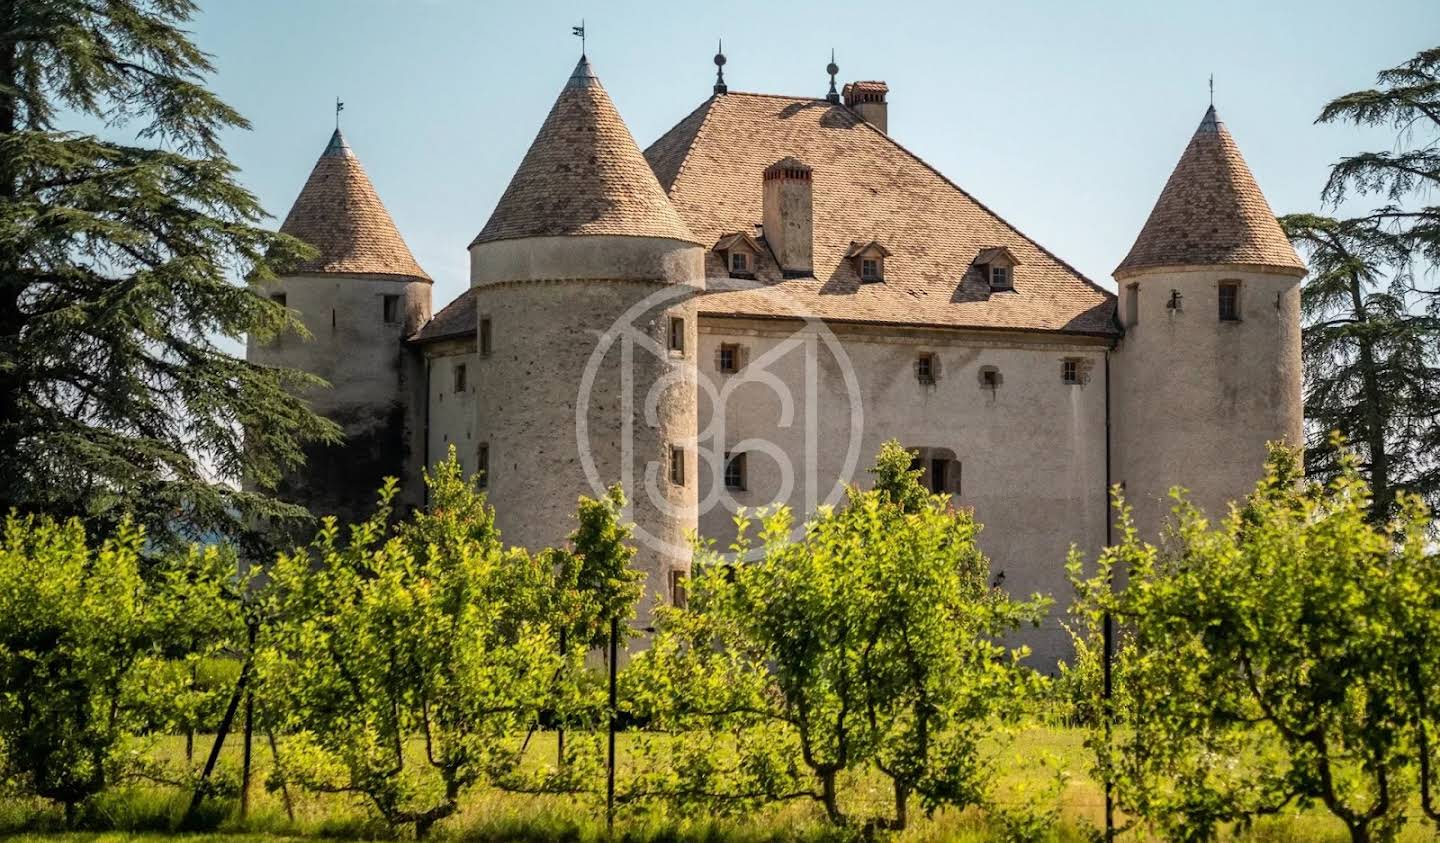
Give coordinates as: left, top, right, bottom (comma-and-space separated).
907, 446, 962, 495
1062, 358, 1082, 385
479, 315, 493, 356
915, 351, 939, 385
669, 445, 686, 486
1218, 279, 1242, 322
724, 451, 747, 491
382, 294, 401, 325
668, 316, 686, 355
453, 363, 467, 393
979, 365, 1002, 391
716, 342, 745, 374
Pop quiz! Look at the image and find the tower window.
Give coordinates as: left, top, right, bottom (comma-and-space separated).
979, 366, 1002, 390
724, 451, 747, 491
1125, 283, 1139, 327
269, 292, 287, 308
479, 316, 493, 355
453, 363, 467, 393
717, 343, 741, 374
916, 352, 937, 385
476, 443, 489, 489
382, 294, 401, 324
669, 445, 686, 486
1062, 359, 1080, 385
861, 258, 882, 282
1218, 281, 1241, 321
668, 316, 685, 353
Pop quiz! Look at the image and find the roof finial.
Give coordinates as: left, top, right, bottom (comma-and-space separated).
335, 96, 344, 131
1209, 73, 1214, 107
713, 38, 728, 95
572, 19, 586, 57
826, 49, 840, 104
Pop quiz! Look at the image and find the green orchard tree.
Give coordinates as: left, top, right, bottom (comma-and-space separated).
1069, 443, 1437, 843
626, 441, 1048, 829
256, 454, 561, 838
0, 513, 242, 824
0, 0, 337, 547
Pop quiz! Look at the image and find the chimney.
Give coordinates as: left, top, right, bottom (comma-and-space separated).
762, 157, 813, 277
842, 81, 889, 134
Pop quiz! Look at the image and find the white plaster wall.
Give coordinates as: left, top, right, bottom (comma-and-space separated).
695, 317, 1111, 671
1112, 266, 1304, 541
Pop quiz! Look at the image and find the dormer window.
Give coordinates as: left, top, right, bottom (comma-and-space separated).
846, 239, 891, 284
713, 231, 762, 279
973, 246, 1021, 292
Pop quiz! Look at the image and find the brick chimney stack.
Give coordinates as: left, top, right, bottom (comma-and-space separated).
843, 81, 889, 134
762, 157, 814, 277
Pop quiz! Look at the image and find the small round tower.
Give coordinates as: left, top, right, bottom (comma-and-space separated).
468, 57, 704, 625
1112, 105, 1306, 537
248, 129, 432, 524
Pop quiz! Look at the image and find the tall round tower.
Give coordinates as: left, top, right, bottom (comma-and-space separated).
248, 129, 432, 524
468, 57, 704, 625
1112, 105, 1306, 537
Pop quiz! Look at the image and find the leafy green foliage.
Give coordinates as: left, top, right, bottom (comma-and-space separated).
0, 0, 337, 551
1069, 443, 1439, 843
0, 513, 243, 821
626, 441, 1049, 830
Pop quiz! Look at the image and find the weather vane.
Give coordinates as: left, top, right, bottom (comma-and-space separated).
572, 20, 585, 57
335, 97, 344, 130
1209, 74, 1214, 107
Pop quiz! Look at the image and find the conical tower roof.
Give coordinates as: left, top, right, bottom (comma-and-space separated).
278, 129, 431, 282
1115, 106, 1304, 279
472, 57, 698, 246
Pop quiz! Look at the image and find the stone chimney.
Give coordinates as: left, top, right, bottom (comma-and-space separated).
762, 157, 813, 277
843, 81, 889, 134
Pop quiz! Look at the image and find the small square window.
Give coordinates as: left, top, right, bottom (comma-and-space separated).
861, 258, 882, 282
1062, 359, 1080, 385
724, 451, 747, 491
916, 352, 937, 385
382, 294, 401, 324
479, 316, 493, 355
1218, 282, 1241, 321
717, 343, 740, 374
670, 569, 688, 609
990, 266, 1011, 289
269, 292, 287, 307
730, 252, 749, 274
980, 367, 1001, 389
476, 443, 489, 489
453, 363, 467, 393
669, 445, 686, 486
668, 316, 685, 353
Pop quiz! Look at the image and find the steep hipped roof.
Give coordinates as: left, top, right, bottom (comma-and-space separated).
644, 92, 1115, 335
411, 288, 477, 344
1115, 106, 1304, 279
278, 129, 431, 282
471, 57, 698, 246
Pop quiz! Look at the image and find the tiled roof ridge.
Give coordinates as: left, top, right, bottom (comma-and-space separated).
662, 91, 1113, 304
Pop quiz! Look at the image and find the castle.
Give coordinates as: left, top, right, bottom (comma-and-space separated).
248, 53, 1305, 668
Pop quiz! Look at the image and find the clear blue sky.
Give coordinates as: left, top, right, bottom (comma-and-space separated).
182, 0, 1436, 310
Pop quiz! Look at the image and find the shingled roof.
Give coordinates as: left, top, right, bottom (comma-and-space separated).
279, 129, 430, 282
1115, 106, 1304, 279
644, 92, 1116, 335
471, 57, 698, 246
411, 288, 476, 344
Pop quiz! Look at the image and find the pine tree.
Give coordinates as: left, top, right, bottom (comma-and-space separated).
1283, 45, 1440, 517
0, 1, 338, 548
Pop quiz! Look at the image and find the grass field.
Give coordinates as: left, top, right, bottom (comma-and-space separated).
1, 726, 1434, 842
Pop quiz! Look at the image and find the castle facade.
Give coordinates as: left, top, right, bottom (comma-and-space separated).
248, 55, 1305, 668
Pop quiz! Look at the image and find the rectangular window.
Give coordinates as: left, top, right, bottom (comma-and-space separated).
861, 258, 881, 281
270, 292, 287, 307
476, 443, 489, 489
990, 266, 1010, 289
670, 569, 688, 609
453, 363, 467, 393
929, 458, 947, 494
717, 343, 739, 374
669, 445, 686, 486
916, 352, 936, 385
479, 316, 493, 355
1125, 283, 1139, 326
382, 294, 401, 324
1218, 282, 1241, 321
668, 316, 685, 353
724, 451, 747, 491
1062, 359, 1080, 385
730, 252, 749, 274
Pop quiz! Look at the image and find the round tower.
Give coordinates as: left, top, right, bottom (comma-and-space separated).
1112, 105, 1306, 538
468, 57, 704, 625
248, 129, 432, 524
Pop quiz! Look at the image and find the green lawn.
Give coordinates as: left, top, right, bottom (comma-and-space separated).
1, 727, 1433, 842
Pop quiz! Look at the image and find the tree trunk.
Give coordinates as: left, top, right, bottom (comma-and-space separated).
892, 779, 910, 830
0, 0, 24, 513
240, 689, 254, 819
267, 731, 295, 822
1348, 269, 1391, 518
185, 626, 256, 824
820, 770, 844, 825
